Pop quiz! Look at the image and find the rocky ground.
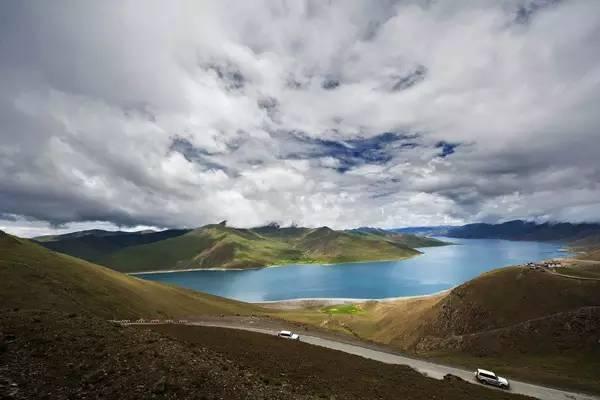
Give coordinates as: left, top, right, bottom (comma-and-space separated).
0, 309, 305, 400
0, 309, 530, 400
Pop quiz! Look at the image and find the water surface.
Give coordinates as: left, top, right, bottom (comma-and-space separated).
137, 238, 566, 302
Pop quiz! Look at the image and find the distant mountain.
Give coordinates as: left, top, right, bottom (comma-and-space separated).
107, 224, 429, 272
34, 229, 134, 242
32, 224, 447, 273
389, 226, 454, 236
445, 220, 600, 242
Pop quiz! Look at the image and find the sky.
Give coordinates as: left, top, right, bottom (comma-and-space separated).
1, 0, 600, 237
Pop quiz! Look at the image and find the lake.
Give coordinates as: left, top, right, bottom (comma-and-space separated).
136, 238, 567, 302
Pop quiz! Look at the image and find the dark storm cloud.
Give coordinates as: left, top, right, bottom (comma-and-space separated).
391, 65, 427, 91
321, 78, 341, 90
257, 96, 280, 122
205, 62, 246, 91
514, 0, 562, 24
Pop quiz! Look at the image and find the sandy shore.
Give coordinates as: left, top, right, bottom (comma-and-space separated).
255, 288, 452, 310
128, 267, 253, 275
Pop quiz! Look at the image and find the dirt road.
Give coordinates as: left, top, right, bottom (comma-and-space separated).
183, 320, 598, 400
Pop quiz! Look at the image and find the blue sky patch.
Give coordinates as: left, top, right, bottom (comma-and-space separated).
436, 141, 459, 158
169, 137, 227, 171
287, 131, 419, 172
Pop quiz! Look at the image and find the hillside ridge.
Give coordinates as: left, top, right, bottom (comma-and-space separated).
33, 224, 445, 272
446, 220, 600, 241
0, 232, 259, 319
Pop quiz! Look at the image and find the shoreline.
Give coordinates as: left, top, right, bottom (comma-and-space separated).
128, 267, 253, 275
127, 254, 421, 275
254, 288, 453, 309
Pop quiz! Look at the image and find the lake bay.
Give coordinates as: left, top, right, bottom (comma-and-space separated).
136, 238, 567, 302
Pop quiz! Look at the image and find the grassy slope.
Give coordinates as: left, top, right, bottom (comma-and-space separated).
403, 267, 600, 393
0, 231, 260, 319
296, 227, 421, 263
99, 225, 422, 272
569, 234, 600, 261
350, 228, 448, 248
556, 262, 600, 279
35, 229, 190, 263
417, 267, 600, 337
279, 266, 600, 394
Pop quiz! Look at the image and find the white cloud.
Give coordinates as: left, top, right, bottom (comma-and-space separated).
1, 0, 600, 235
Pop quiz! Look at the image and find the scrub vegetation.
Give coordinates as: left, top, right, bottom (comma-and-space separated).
321, 304, 363, 315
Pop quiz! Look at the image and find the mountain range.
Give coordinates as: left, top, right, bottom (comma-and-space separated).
34, 223, 446, 273
393, 220, 600, 242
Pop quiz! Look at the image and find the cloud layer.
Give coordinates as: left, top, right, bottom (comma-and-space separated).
1, 0, 600, 235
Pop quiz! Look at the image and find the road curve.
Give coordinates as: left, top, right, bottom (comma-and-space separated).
123, 321, 598, 400
187, 322, 598, 400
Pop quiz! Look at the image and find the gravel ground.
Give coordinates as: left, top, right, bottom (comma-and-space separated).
0, 309, 309, 400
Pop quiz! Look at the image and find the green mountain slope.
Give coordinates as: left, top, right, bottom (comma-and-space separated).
296, 227, 421, 263
89, 224, 425, 272
104, 224, 302, 272
34, 229, 190, 262
0, 230, 259, 319
350, 227, 448, 248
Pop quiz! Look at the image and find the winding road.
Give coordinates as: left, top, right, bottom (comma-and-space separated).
123, 320, 598, 400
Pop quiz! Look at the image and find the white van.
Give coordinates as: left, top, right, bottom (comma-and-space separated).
474, 368, 510, 389
277, 330, 300, 341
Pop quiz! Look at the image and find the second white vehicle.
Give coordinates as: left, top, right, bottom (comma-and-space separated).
474, 368, 510, 389
277, 330, 300, 340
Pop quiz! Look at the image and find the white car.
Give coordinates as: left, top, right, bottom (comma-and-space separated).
277, 330, 300, 341
474, 368, 510, 389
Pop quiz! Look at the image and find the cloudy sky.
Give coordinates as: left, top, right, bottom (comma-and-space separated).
1, 0, 600, 237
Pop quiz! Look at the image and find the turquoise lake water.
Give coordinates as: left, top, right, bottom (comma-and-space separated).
136, 238, 567, 302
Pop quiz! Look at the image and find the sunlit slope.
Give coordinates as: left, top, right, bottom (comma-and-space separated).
366, 267, 600, 349
349, 227, 448, 248
98, 225, 423, 272
0, 230, 260, 318
104, 225, 303, 272
297, 227, 421, 263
